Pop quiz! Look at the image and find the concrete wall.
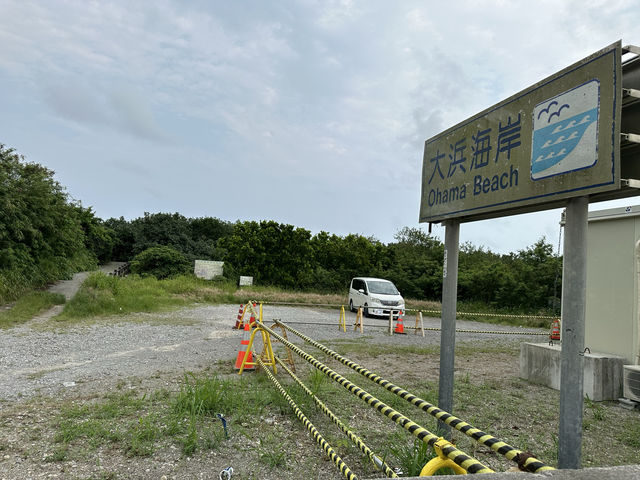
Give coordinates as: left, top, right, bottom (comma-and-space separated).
586, 212, 638, 364
520, 343, 625, 401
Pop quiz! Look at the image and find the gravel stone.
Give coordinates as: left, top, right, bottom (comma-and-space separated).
0, 303, 546, 402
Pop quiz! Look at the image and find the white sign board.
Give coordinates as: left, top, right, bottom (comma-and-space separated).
239, 276, 253, 286
193, 260, 224, 280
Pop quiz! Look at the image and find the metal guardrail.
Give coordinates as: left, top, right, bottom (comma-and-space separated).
108, 262, 130, 277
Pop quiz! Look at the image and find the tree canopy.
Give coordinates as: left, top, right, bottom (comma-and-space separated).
1, 144, 562, 312
0, 145, 109, 302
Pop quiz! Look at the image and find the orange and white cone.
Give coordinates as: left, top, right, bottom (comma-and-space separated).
248, 312, 256, 326
394, 311, 406, 334
235, 322, 255, 370
550, 319, 561, 341
234, 304, 244, 329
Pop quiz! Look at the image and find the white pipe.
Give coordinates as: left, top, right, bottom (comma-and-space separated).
635, 239, 640, 365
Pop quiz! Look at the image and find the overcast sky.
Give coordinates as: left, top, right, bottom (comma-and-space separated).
1, 1, 638, 254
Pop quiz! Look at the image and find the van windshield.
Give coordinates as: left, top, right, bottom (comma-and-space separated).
367, 281, 399, 295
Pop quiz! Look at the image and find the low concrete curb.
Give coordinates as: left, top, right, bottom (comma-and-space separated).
394, 464, 640, 479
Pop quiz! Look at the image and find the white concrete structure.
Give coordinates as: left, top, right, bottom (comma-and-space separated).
585, 205, 640, 365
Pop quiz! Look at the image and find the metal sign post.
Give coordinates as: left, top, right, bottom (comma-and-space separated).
437, 220, 459, 438
419, 42, 639, 469
558, 196, 588, 469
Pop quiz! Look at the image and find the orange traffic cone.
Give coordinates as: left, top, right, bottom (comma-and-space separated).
394, 311, 406, 334
234, 304, 244, 329
249, 312, 256, 326
235, 323, 255, 370
549, 319, 561, 341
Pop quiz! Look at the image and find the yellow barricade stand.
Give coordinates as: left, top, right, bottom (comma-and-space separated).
420, 437, 467, 476
338, 306, 346, 332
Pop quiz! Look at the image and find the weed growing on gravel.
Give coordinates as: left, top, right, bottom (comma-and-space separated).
126, 414, 159, 457
0, 291, 65, 328
385, 435, 437, 477
258, 434, 288, 468
617, 420, 640, 448
44, 446, 68, 462
173, 373, 234, 416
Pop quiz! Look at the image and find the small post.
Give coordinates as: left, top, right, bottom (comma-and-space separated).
388, 311, 394, 335
415, 311, 425, 337
354, 307, 364, 333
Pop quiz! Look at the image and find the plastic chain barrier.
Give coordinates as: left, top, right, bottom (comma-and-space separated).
257, 321, 493, 474
256, 356, 359, 480
409, 309, 555, 320
274, 356, 398, 478
255, 301, 555, 321
419, 326, 547, 336
275, 320, 555, 474
269, 321, 546, 336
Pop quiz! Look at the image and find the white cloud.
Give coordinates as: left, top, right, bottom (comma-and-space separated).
0, 0, 638, 250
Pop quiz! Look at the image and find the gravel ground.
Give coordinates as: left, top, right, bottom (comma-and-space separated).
0, 303, 547, 402
0, 296, 551, 480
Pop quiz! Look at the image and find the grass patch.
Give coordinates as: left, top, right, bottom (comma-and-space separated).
55, 273, 349, 322
0, 291, 65, 328
14, 350, 640, 476
49, 373, 281, 460
56, 273, 191, 320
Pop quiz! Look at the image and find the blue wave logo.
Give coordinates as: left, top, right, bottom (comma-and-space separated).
531, 108, 597, 174
531, 80, 600, 180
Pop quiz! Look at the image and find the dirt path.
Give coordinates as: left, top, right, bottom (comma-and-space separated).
26, 262, 128, 325
47, 262, 127, 300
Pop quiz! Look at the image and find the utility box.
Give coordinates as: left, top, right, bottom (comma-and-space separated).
586, 205, 640, 365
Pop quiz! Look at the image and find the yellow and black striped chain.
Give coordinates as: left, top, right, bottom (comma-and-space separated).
258, 321, 493, 474
275, 320, 554, 474
256, 357, 359, 480
275, 356, 398, 478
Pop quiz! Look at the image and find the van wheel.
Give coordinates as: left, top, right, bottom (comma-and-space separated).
349, 300, 355, 313
363, 303, 369, 317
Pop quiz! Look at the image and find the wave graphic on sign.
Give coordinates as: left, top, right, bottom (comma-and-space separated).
531, 109, 598, 175
531, 80, 600, 180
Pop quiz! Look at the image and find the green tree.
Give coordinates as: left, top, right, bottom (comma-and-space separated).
385, 227, 444, 300
73, 204, 115, 263
219, 220, 312, 287
0, 144, 96, 302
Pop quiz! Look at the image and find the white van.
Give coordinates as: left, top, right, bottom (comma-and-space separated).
348, 277, 405, 317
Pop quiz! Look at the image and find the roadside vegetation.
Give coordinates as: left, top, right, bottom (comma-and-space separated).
0, 291, 65, 329
51, 272, 552, 329
2, 143, 561, 321
0, 144, 113, 304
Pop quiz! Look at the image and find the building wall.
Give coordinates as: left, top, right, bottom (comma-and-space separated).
585, 211, 639, 363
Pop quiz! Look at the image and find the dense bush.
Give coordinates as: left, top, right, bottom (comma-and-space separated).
0, 145, 102, 303
130, 246, 192, 279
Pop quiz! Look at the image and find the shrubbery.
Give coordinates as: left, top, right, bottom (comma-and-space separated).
0, 145, 111, 303
130, 246, 192, 279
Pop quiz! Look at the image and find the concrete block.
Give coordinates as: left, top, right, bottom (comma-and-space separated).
520, 343, 625, 401
193, 260, 223, 279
